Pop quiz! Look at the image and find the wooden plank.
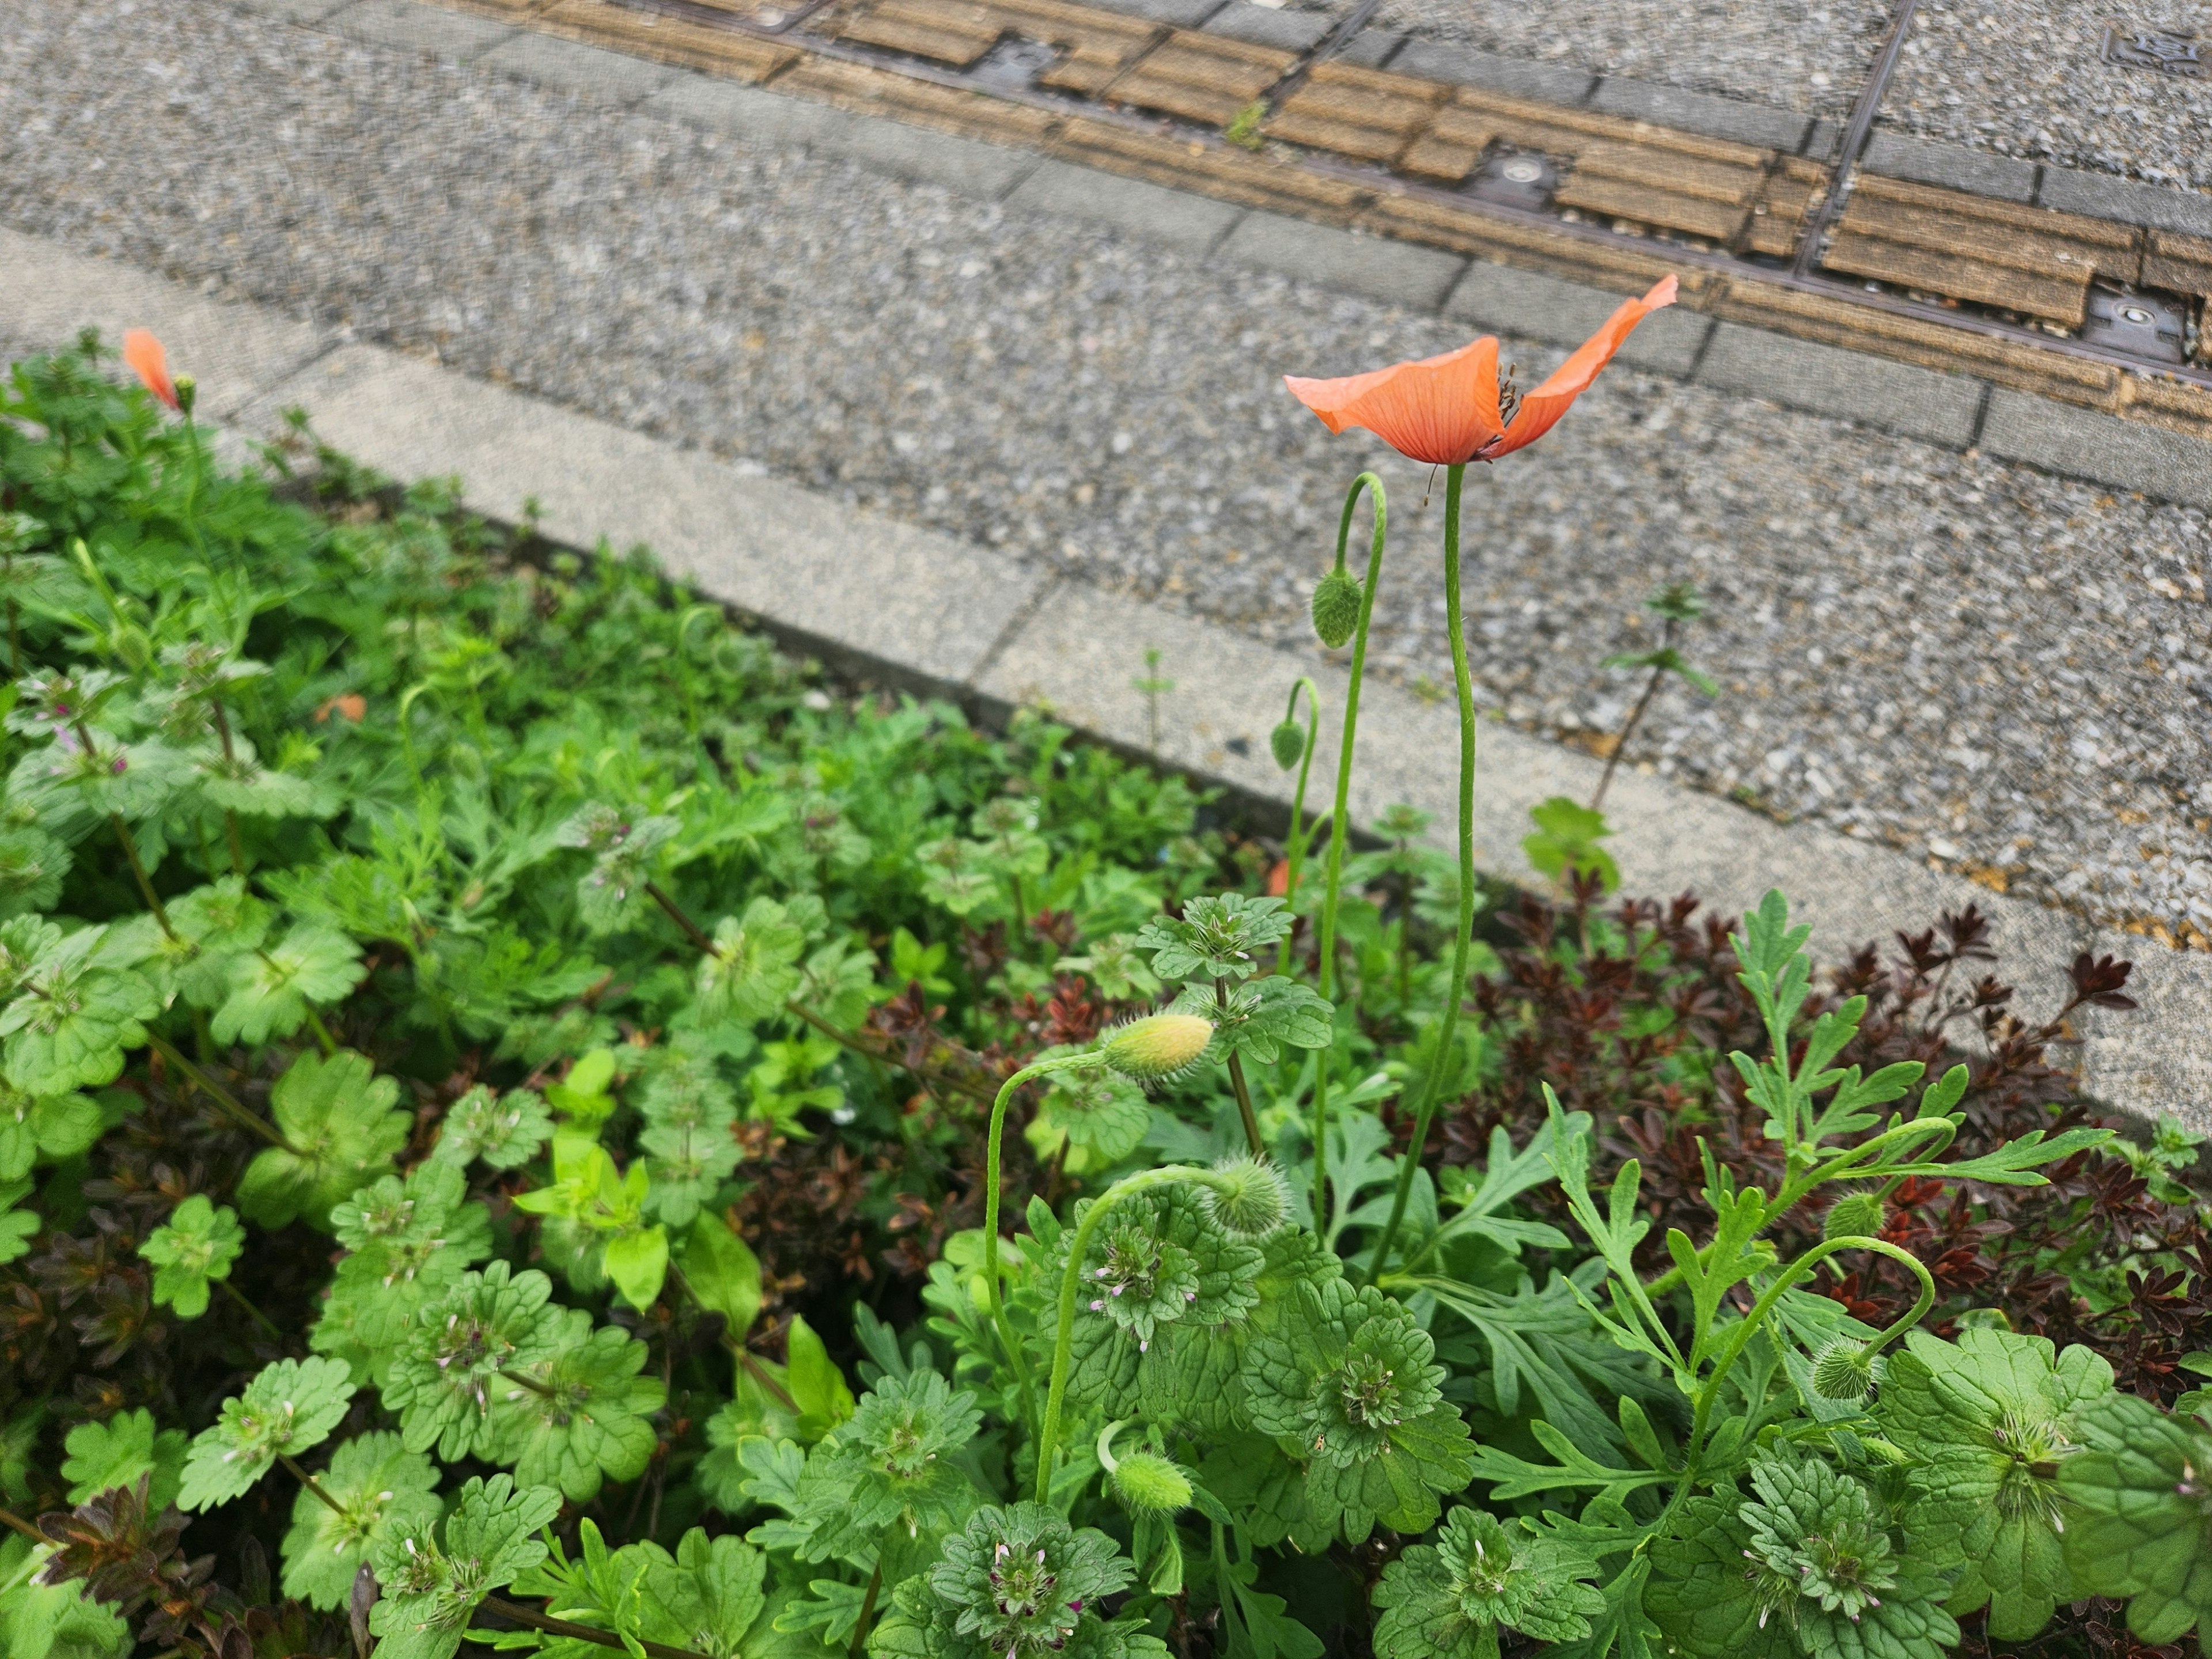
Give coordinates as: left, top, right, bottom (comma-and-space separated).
836, 12, 1002, 65
1104, 32, 1295, 124
1566, 141, 1764, 206
1266, 62, 1444, 162
531, 0, 800, 78
2145, 228, 2212, 298
1744, 157, 1828, 257
1451, 86, 1768, 166
1359, 190, 1694, 293
775, 55, 1062, 139
1396, 103, 1497, 183
1821, 227, 2094, 325
1713, 277, 2123, 405
2118, 374, 2212, 438
1553, 172, 1749, 243
1050, 115, 1370, 219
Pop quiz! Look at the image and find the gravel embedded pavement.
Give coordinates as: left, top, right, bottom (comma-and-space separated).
1878, 0, 2212, 193
7, 0, 2212, 952
1354, 0, 1890, 121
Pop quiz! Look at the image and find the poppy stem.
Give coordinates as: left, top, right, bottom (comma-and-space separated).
1590, 615, 1676, 815
1308, 472, 1386, 1233
1369, 463, 1472, 1281
1273, 677, 1321, 980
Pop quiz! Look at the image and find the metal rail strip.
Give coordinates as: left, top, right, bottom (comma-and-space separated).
1791, 0, 1923, 278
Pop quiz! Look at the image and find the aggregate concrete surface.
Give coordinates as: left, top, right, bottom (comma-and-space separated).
7, 0, 2212, 959
1878, 0, 2212, 194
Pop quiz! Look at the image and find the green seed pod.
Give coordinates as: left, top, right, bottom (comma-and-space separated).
1100, 1014, 1213, 1084
1310, 569, 1362, 649
1810, 1339, 1874, 1404
1824, 1191, 1886, 1241
1206, 1155, 1289, 1236
1269, 718, 1307, 772
1112, 1452, 1193, 1514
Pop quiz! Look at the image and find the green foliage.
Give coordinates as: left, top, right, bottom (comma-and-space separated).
2059, 1388, 2212, 1644
137, 1194, 244, 1318
179, 1356, 356, 1510
1521, 797, 1617, 891
237, 1048, 410, 1230
369, 1474, 563, 1659
0, 340, 2174, 1659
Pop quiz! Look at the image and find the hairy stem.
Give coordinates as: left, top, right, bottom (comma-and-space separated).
109, 812, 176, 942
480, 1597, 714, 1659
218, 1275, 284, 1342
1272, 677, 1321, 979
1309, 472, 1387, 1232
1034, 1165, 1231, 1502
1589, 624, 1672, 815
981, 1056, 1096, 1431
278, 1453, 345, 1516
0, 1508, 41, 1541
644, 880, 717, 956
848, 1560, 884, 1659
209, 700, 249, 878
1215, 979, 1264, 1157
1369, 463, 1472, 1279
147, 1034, 298, 1153
498, 1365, 559, 1400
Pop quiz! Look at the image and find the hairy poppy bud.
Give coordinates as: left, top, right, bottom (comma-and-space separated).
172, 373, 198, 418
1270, 718, 1306, 772
1823, 1191, 1885, 1242
1810, 1339, 1874, 1403
1206, 1155, 1289, 1236
1111, 1452, 1192, 1514
1310, 569, 1362, 649
1099, 1013, 1213, 1084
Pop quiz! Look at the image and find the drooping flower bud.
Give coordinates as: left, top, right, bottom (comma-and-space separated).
1823, 1191, 1886, 1242
1310, 569, 1362, 649
1810, 1339, 1875, 1403
172, 373, 198, 418
1206, 1154, 1289, 1236
1111, 1452, 1192, 1514
1099, 1014, 1213, 1084
1270, 717, 1306, 772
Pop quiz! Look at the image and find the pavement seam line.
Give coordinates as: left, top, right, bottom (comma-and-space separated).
967, 573, 1064, 687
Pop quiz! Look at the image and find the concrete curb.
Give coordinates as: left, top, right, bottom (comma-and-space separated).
6, 224, 2201, 1132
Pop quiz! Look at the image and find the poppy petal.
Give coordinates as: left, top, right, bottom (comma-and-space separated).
1284, 336, 1504, 465
1478, 275, 1678, 459
121, 329, 179, 411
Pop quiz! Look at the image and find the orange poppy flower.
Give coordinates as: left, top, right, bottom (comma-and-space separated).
1283, 275, 1678, 464
122, 329, 179, 411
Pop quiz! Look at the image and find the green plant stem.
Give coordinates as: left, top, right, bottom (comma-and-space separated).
781, 995, 994, 1106
1589, 618, 1674, 815
499, 1365, 560, 1400
0, 1507, 41, 1542
1368, 463, 1471, 1280
848, 1560, 884, 1659
108, 812, 177, 943
300, 1003, 338, 1058
207, 700, 250, 877
1034, 1164, 1232, 1502
667, 1260, 803, 1412
480, 1597, 714, 1659
1308, 472, 1386, 1233
1272, 677, 1321, 979
1668, 1234, 1936, 1520
980, 1056, 1096, 1430
218, 1275, 283, 1342
147, 1033, 298, 1153
644, 880, 718, 956
278, 1453, 344, 1516
1213, 979, 1265, 1157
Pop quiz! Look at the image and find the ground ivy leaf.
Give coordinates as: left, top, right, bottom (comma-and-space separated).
138, 1193, 245, 1318
368, 1473, 562, 1659
430, 1082, 552, 1171
0, 1082, 100, 1180
279, 1430, 441, 1611
237, 1048, 408, 1232
643, 1529, 770, 1659
1877, 1327, 2112, 1638
179, 1355, 356, 1511
493, 1309, 666, 1500
2061, 1388, 2212, 1645
1373, 1507, 1606, 1659
0, 925, 159, 1094
212, 922, 364, 1045
384, 1259, 562, 1463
